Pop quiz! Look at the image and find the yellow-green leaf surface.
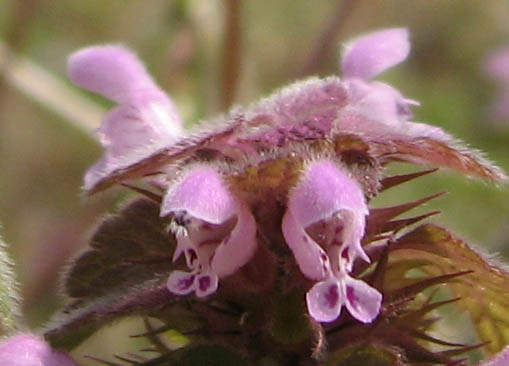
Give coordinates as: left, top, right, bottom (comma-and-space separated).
388, 224, 509, 354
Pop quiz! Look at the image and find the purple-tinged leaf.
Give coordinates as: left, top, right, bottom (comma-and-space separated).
45, 199, 179, 350
368, 136, 508, 182
379, 168, 438, 192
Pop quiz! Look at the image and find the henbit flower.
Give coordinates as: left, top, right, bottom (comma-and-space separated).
341, 28, 420, 129
68, 45, 183, 190
282, 160, 382, 323
161, 165, 257, 298
0, 333, 76, 366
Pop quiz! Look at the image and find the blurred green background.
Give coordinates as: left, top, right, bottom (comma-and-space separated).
1, 0, 509, 363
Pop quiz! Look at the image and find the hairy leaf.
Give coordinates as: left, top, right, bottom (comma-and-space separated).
389, 224, 509, 354
370, 137, 507, 183
66, 198, 175, 301
45, 199, 178, 349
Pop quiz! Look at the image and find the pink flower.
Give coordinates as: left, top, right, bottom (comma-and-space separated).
0, 333, 76, 366
282, 160, 381, 323
341, 28, 420, 128
161, 165, 257, 297
68, 45, 183, 190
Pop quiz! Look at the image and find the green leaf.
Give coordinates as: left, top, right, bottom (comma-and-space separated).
0, 235, 21, 336
389, 224, 509, 354
44, 199, 178, 349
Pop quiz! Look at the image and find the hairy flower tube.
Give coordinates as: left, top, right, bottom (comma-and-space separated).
161, 165, 257, 297
282, 160, 381, 323
68, 45, 183, 189
0, 334, 76, 366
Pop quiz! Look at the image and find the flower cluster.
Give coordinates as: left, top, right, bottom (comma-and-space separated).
68, 27, 505, 331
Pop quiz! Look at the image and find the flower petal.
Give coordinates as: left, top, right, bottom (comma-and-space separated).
342, 274, 382, 323
346, 79, 418, 127
342, 28, 410, 80
282, 209, 331, 280
288, 160, 368, 228
161, 166, 237, 225
211, 201, 258, 277
98, 90, 182, 155
68, 45, 156, 103
167, 270, 197, 296
72, 45, 184, 191
195, 272, 219, 298
0, 334, 76, 366
306, 277, 343, 323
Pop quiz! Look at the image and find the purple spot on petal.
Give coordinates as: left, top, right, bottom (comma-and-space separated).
331, 240, 342, 247
334, 225, 343, 235
177, 275, 195, 291
302, 235, 309, 243
346, 285, 359, 310
198, 276, 211, 292
341, 248, 350, 262
325, 283, 339, 309
201, 223, 213, 231
187, 249, 198, 266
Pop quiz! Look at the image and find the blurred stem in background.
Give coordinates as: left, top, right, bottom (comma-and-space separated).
0, 0, 41, 105
298, 0, 358, 77
221, 0, 243, 110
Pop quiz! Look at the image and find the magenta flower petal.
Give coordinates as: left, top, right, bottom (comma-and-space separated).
288, 160, 368, 228
346, 79, 418, 127
282, 209, 331, 281
195, 272, 219, 298
211, 201, 258, 277
342, 28, 410, 80
167, 270, 197, 296
342, 274, 382, 323
306, 277, 342, 323
283, 160, 369, 277
161, 165, 237, 224
68, 45, 156, 103
163, 165, 257, 297
0, 334, 76, 366
69, 45, 183, 190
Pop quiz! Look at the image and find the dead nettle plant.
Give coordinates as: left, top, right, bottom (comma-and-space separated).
1, 28, 509, 366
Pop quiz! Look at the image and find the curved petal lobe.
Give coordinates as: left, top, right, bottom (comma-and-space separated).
342, 28, 410, 80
